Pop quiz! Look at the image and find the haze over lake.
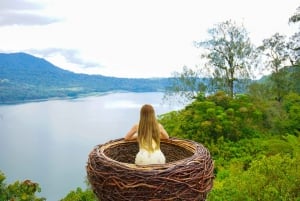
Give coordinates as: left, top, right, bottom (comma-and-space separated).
0, 92, 180, 200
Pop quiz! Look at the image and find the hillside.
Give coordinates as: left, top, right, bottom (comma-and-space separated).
0, 52, 171, 104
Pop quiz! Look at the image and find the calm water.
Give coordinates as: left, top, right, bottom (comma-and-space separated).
0, 92, 179, 201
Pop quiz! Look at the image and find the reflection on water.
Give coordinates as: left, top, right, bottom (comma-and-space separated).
0, 92, 179, 200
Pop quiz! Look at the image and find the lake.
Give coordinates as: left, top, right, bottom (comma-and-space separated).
0, 92, 180, 200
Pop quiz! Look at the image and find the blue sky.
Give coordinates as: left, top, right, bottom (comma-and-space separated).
0, 0, 299, 78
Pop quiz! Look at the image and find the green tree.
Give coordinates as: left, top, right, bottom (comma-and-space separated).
194, 20, 257, 98
0, 171, 45, 201
283, 93, 300, 136
288, 6, 300, 93
247, 81, 273, 102
287, 31, 300, 66
160, 91, 264, 143
258, 33, 290, 102
60, 187, 96, 201
163, 66, 207, 104
208, 153, 300, 201
289, 6, 300, 23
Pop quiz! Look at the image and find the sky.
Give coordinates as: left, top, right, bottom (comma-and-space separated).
0, 0, 299, 78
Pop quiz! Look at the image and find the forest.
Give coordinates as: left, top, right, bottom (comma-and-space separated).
0, 5, 299, 201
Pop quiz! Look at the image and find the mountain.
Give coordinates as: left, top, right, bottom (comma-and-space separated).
0, 52, 171, 104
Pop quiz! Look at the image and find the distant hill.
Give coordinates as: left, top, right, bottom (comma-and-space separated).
0, 52, 172, 104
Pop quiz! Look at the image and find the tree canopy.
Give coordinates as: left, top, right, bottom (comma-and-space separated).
289, 6, 300, 23
194, 20, 256, 98
258, 33, 290, 102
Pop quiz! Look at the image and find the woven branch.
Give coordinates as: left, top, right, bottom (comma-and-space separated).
86, 138, 214, 201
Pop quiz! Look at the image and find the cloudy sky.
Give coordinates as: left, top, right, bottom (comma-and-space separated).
0, 0, 299, 78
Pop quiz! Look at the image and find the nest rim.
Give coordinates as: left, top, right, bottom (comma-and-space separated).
94, 137, 207, 171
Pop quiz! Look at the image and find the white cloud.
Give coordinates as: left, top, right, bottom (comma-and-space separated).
0, 0, 58, 25
0, 0, 299, 78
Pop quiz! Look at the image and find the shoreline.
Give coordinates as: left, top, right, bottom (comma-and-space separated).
0, 90, 166, 106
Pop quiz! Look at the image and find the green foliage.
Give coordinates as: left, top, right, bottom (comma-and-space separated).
255, 92, 300, 136
0, 171, 45, 201
159, 89, 300, 200
160, 91, 264, 143
283, 93, 300, 135
258, 33, 291, 102
0, 171, 97, 201
289, 65, 300, 93
289, 6, 300, 23
208, 153, 300, 201
60, 187, 96, 201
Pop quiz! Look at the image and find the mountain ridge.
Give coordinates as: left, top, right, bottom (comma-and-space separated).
0, 52, 171, 104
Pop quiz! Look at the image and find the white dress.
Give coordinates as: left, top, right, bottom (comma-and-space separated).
135, 140, 166, 165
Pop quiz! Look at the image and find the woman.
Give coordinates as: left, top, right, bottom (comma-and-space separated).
124, 104, 169, 165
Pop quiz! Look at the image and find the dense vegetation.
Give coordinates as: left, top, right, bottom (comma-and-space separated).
159, 7, 300, 199
159, 91, 300, 200
0, 172, 45, 201
0, 52, 171, 104
1, 5, 299, 201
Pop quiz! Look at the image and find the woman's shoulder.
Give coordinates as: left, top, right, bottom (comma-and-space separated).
158, 123, 166, 130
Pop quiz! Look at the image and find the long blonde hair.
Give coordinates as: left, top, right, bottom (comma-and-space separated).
137, 104, 160, 152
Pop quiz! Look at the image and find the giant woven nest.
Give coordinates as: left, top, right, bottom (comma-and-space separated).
86, 138, 214, 201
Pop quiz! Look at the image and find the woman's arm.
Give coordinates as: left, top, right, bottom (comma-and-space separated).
159, 124, 169, 139
124, 124, 138, 140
